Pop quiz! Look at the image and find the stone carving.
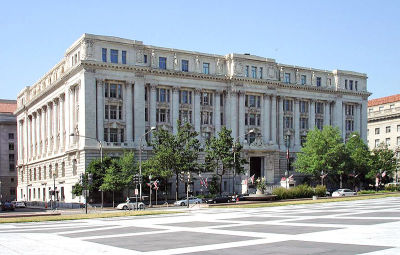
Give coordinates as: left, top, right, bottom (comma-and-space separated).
234, 61, 244, 76
216, 58, 223, 74
82, 39, 94, 60
151, 50, 157, 68
295, 69, 300, 84
279, 67, 284, 81
268, 67, 275, 78
195, 56, 200, 72
136, 49, 144, 63
173, 53, 178, 69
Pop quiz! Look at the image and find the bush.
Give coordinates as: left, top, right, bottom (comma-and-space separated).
272, 187, 292, 200
314, 185, 327, 197
385, 184, 400, 192
272, 184, 316, 200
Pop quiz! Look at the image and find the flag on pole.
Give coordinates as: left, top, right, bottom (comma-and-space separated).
286, 149, 290, 159
153, 180, 159, 190
244, 178, 248, 185
204, 178, 208, 188
382, 171, 387, 178
250, 174, 255, 184
200, 178, 204, 186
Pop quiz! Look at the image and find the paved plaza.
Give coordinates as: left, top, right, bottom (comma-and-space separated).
1, 197, 400, 254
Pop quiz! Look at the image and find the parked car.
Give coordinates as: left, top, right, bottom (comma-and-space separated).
116, 198, 145, 210
206, 196, 231, 204
11, 201, 26, 208
174, 197, 202, 206
1, 201, 15, 211
332, 189, 357, 197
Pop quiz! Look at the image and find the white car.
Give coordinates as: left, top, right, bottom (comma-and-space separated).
332, 189, 357, 197
174, 197, 202, 206
116, 198, 145, 210
11, 201, 26, 208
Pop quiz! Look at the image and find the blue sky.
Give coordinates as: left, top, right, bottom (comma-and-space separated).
0, 0, 399, 100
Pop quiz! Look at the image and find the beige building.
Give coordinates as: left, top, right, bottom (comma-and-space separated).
0, 100, 17, 202
15, 34, 369, 204
368, 94, 400, 151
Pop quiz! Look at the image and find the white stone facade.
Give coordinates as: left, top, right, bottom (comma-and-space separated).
15, 34, 369, 203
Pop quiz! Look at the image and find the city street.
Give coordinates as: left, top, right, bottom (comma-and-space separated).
1, 197, 400, 254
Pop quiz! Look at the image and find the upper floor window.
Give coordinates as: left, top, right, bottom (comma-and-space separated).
8, 133, 14, 140
345, 105, 354, 116
283, 99, 293, 112
9, 143, 14, 151
397, 125, 400, 132
386, 138, 391, 146
110, 49, 118, 64
386, 126, 391, 133
379, 106, 384, 111
201, 92, 213, 106
157, 88, 170, 102
245, 95, 261, 108
375, 128, 380, 134
345, 119, 354, 131
375, 139, 380, 148
300, 101, 308, 113
259, 67, 263, 79
349, 80, 353, 90
284, 116, 293, 129
316, 118, 324, 130
159, 57, 167, 69
156, 108, 170, 123
144, 54, 148, 63
122, 51, 127, 64
327, 78, 332, 86
355, 81, 358, 91
345, 79, 348, 89
203, 63, 210, 74
179, 110, 192, 124
245, 66, 249, 77
316, 102, 324, 114
300, 117, 308, 129
284, 73, 291, 84
180, 90, 192, 104
251, 66, 257, 78
182, 60, 189, 72
102, 48, 107, 62
316, 77, 321, 87
301, 75, 306, 85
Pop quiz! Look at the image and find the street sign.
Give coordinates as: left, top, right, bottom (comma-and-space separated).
134, 188, 139, 195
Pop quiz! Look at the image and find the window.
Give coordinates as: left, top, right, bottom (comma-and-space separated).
156, 108, 169, 123
301, 75, 306, 85
11, 177, 14, 182
249, 114, 256, 126
327, 78, 332, 86
105, 105, 109, 119
8, 133, 14, 140
248, 132, 256, 144
345, 120, 354, 132
316, 77, 321, 87
349, 80, 353, 90
386, 138, 391, 146
118, 106, 122, 119
105, 83, 109, 97
220, 113, 224, 125
104, 128, 108, 142
9, 154, 15, 162
180, 90, 192, 104
284, 116, 293, 129
386, 126, 391, 133
10, 188, 15, 196
375, 128, 380, 135
259, 67, 263, 79
102, 48, 107, 62
379, 106, 384, 111
145, 108, 148, 121
159, 57, 167, 69
157, 88, 170, 102
345, 79, 348, 89
201, 92, 212, 106
9, 143, 14, 151
245, 95, 259, 108
202, 132, 211, 142
110, 49, 118, 63
390, 104, 395, 109
110, 106, 117, 119
201, 112, 213, 125
122, 51, 126, 64
144, 54, 148, 63
283, 100, 293, 112
110, 84, 117, 98
301, 136, 307, 147
316, 119, 324, 130
345, 105, 354, 115
300, 101, 308, 113
284, 73, 291, 83
398, 125, 400, 132
355, 81, 358, 91
179, 110, 192, 123
397, 137, 400, 145
110, 128, 118, 142
251, 66, 257, 78
203, 63, 210, 74
120, 129, 124, 142
182, 60, 189, 72
118, 84, 122, 98
316, 102, 324, 114
245, 66, 249, 77
9, 164, 15, 171
300, 118, 308, 129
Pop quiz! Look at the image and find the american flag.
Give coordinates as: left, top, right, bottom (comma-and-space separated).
153, 180, 159, 190
382, 171, 387, 178
204, 178, 208, 188
250, 174, 255, 184
286, 149, 290, 159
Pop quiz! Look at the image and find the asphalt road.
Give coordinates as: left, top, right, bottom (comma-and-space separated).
1, 197, 400, 254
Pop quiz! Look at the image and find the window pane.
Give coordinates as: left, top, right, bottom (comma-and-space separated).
122, 51, 126, 64
110, 49, 118, 63
102, 48, 107, 62
159, 57, 167, 69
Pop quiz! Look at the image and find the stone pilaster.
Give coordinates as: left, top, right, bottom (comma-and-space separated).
278, 96, 284, 148
342, 103, 346, 140
47, 102, 52, 154
270, 95, 277, 145
360, 100, 368, 142
59, 94, 65, 151
172, 86, 179, 134
310, 100, 315, 130
324, 101, 330, 127
238, 91, 245, 142
230, 90, 238, 139
41, 106, 46, 155
294, 99, 300, 148
333, 96, 343, 131
97, 80, 104, 142
32, 112, 37, 158
263, 94, 271, 144
355, 104, 360, 135
53, 98, 58, 153
194, 89, 201, 137
133, 77, 145, 145
214, 91, 221, 135
149, 84, 157, 130
126, 82, 133, 142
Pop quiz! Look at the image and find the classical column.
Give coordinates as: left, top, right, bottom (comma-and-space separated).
278, 97, 284, 148
133, 77, 145, 145
324, 101, 330, 127
97, 81, 105, 142
294, 99, 300, 147
342, 103, 346, 140
32, 113, 36, 158
38, 110, 42, 156
310, 100, 315, 130
27, 116, 31, 160
333, 97, 343, 131
125, 82, 133, 142
225, 91, 231, 130
270, 95, 277, 145
59, 94, 65, 151
23, 117, 28, 161
230, 91, 238, 139
194, 89, 201, 136
214, 91, 221, 135
149, 84, 157, 130
41, 106, 46, 155
360, 100, 368, 142
238, 91, 245, 143
53, 99, 58, 152
354, 104, 360, 135
263, 94, 271, 144
69, 87, 76, 145
172, 87, 179, 134
47, 102, 52, 153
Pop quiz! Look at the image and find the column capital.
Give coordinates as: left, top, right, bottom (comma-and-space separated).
150, 83, 158, 91
96, 79, 105, 86
172, 86, 180, 93
194, 88, 201, 95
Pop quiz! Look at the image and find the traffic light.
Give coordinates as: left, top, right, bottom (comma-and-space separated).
138, 175, 142, 183
88, 173, 93, 185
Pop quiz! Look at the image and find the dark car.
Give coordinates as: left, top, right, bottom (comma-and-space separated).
1, 201, 15, 211
206, 196, 231, 204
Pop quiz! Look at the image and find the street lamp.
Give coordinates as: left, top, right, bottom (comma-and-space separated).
70, 133, 103, 208
52, 172, 56, 210
139, 127, 156, 201
149, 175, 152, 207
233, 129, 255, 195
285, 134, 290, 189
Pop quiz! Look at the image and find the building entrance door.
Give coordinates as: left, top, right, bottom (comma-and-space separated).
250, 157, 262, 180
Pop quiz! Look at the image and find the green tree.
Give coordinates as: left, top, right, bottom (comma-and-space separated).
345, 132, 371, 188
294, 126, 350, 187
100, 159, 125, 206
150, 121, 202, 200
205, 127, 247, 195
369, 144, 397, 183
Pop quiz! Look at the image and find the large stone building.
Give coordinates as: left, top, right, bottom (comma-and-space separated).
0, 99, 17, 202
15, 34, 369, 204
368, 94, 400, 151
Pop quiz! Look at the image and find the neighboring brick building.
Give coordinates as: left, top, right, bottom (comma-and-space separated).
0, 99, 17, 202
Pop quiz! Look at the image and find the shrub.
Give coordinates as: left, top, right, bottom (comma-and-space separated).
314, 185, 327, 197
385, 184, 400, 192
272, 184, 316, 200
272, 187, 292, 200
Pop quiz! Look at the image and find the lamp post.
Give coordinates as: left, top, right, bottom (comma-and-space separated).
139, 127, 156, 201
70, 133, 103, 208
321, 170, 324, 186
149, 175, 152, 207
53, 172, 56, 210
233, 129, 255, 195
285, 135, 290, 189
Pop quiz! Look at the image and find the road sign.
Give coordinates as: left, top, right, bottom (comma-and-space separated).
134, 188, 139, 195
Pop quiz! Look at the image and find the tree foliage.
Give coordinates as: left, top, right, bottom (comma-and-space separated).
369, 144, 397, 181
